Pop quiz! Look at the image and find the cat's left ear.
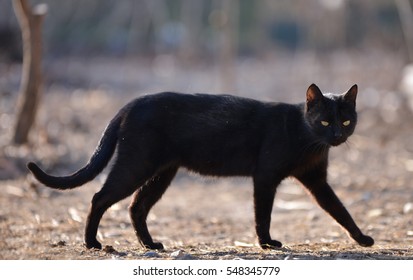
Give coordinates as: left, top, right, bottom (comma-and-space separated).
344, 84, 358, 106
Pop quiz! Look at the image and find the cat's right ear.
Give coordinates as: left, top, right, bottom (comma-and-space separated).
306, 84, 323, 104
344, 84, 358, 106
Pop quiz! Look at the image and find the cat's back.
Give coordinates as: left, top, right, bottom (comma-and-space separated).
125, 92, 268, 123
141, 91, 263, 110
120, 92, 309, 134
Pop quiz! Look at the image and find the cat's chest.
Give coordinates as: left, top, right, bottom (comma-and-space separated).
290, 149, 328, 177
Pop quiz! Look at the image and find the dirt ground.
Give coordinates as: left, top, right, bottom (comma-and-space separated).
1, 52, 413, 259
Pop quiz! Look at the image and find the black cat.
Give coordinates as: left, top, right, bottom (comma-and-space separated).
28, 84, 374, 250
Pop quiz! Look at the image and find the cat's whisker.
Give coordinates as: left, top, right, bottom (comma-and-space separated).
343, 140, 353, 150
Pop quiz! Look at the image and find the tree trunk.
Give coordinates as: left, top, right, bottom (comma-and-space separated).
179, 0, 203, 64
12, 0, 47, 145
219, 0, 239, 93
395, 0, 413, 62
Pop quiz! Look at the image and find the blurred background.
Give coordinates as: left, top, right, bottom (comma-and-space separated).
1, 1, 413, 259
1, 0, 411, 93
1, 0, 413, 176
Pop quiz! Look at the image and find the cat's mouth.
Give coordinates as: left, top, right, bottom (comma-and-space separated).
329, 138, 347, 147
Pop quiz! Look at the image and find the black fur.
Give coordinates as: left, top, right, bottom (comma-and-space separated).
28, 84, 374, 250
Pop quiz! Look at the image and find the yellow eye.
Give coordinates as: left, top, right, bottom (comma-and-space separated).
343, 120, 351, 126
321, 121, 330, 127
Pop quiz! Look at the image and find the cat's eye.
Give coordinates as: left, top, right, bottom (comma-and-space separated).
321, 121, 330, 127
343, 120, 351, 126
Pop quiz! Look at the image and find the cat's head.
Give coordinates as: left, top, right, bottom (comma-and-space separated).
304, 84, 358, 147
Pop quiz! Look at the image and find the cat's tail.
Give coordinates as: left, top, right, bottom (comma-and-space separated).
27, 111, 123, 190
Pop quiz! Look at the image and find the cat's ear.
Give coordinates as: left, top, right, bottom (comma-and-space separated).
306, 84, 324, 104
344, 84, 358, 106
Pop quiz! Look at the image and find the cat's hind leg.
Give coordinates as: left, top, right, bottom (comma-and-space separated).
129, 167, 178, 250
84, 161, 156, 249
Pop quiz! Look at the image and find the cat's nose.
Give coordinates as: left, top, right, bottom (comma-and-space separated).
333, 129, 342, 139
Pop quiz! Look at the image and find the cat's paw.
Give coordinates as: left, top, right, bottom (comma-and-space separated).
85, 239, 102, 250
144, 242, 164, 250
259, 239, 283, 250
356, 234, 374, 247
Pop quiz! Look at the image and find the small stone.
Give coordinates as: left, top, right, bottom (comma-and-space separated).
170, 250, 195, 260
234, 241, 254, 248
144, 251, 160, 258
103, 245, 117, 254
56, 240, 66, 246
405, 160, 413, 172
179, 254, 196, 260
68, 207, 82, 223
403, 203, 413, 214
367, 208, 383, 218
50, 240, 66, 247
170, 250, 184, 258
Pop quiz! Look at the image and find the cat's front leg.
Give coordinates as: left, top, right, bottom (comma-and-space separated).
253, 175, 283, 249
297, 173, 374, 247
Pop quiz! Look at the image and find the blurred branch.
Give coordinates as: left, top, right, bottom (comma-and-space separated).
218, 0, 239, 92
15, 0, 31, 18
395, 0, 413, 62
12, 0, 47, 145
179, 0, 203, 63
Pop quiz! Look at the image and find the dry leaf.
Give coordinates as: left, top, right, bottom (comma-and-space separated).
234, 241, 254, 248
68, 207, 82, 222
